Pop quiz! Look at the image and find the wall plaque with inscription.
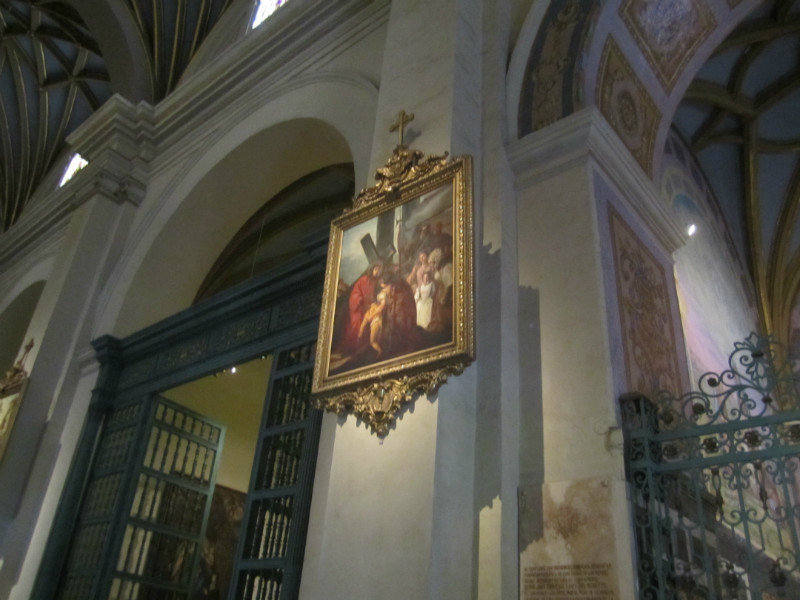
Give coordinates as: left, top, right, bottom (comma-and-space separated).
524, 563, 614, 600
519, 478, 624, 599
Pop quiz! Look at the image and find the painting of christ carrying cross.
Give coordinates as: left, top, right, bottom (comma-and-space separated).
328, 182, 455, 376
311, 128, 473, 431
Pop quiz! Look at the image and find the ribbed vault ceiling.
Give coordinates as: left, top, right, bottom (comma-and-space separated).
124, 0, 233, 101
674, 0, 800, 340
0, 0, 111, 231
4, 0, 800, 345
0, 0, 233, 232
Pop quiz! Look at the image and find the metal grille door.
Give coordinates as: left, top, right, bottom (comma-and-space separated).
231, 341, 321, 600
621, 334, 800, 599
58, 400, 146, 600
108, 398, 225, 599
59, 395, 225, 600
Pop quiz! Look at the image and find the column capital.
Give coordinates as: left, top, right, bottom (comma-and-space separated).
507, 107, 685, 254
65, 95, 156, 207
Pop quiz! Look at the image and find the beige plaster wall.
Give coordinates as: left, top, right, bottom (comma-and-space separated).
300, 402, 438, 599
516, 161, 619, 483
514, 150, 636, 599
161, 356, 271, 492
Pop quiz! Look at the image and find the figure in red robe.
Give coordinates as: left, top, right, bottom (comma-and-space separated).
339, 263, 383, 354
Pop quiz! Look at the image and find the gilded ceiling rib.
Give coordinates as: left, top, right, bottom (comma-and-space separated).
713, 16, 800, 53
9, 44, 32, 227
152, 0, 163, 95
685, 81, 756, 118
782, 245, 800, 330
769, 162, 800, 336
42, 76, 78, 178
0, 99, 12, 225
0, 0, 243, 232
189, 0, 212, 59
124, 0, 233, 100
742, 121, 771, 334
29, 28, 49, 205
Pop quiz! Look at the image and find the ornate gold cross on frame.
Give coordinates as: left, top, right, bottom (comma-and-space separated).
389, 110, 414, 148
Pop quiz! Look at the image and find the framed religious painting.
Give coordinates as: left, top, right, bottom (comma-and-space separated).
312, 141, 474, 436
0, 340, 33, 464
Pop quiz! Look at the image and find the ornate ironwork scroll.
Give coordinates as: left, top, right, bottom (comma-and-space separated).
621, 332, 800, 599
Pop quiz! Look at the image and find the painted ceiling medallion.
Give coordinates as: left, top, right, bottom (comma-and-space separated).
598, 38, 660, 175
621, 0, 716, 92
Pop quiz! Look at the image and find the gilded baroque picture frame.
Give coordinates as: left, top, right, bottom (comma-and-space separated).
312, 145, 475, 436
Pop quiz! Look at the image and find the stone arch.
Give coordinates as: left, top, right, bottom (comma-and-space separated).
97, 78, 374, 337
66, 0, 154, 102
510, 0, 763, 177
0, 245, 57, 367
109, 119, 353, 337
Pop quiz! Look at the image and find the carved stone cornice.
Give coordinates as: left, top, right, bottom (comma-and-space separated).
506, 106, 686, 254
65, 95, 156, 207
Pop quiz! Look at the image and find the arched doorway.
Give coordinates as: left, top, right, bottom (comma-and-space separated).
35, 163, 354, 600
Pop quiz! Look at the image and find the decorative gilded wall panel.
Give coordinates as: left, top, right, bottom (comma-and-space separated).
609, 207, 683, 398
597, 38, 660, 175
518, 0, 598, 136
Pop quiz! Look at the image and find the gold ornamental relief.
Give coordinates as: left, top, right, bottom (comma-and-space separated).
0, 338, 32, 394
311, 110, 475, 436
314, 363, 467, 436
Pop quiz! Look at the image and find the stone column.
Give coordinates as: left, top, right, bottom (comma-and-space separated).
300, 1, 484, 598
507, 107, 685, 600
0, 96, 153, 600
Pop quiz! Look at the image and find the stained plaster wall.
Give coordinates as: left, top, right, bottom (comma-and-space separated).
661, 134, 759, 382
508, 106, 691, 598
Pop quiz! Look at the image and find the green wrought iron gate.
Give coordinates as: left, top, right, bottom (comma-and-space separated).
621, 333, 800, 599
59, 396, 225, 600
36, 245, 328, 600
230, 340, 320, 600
